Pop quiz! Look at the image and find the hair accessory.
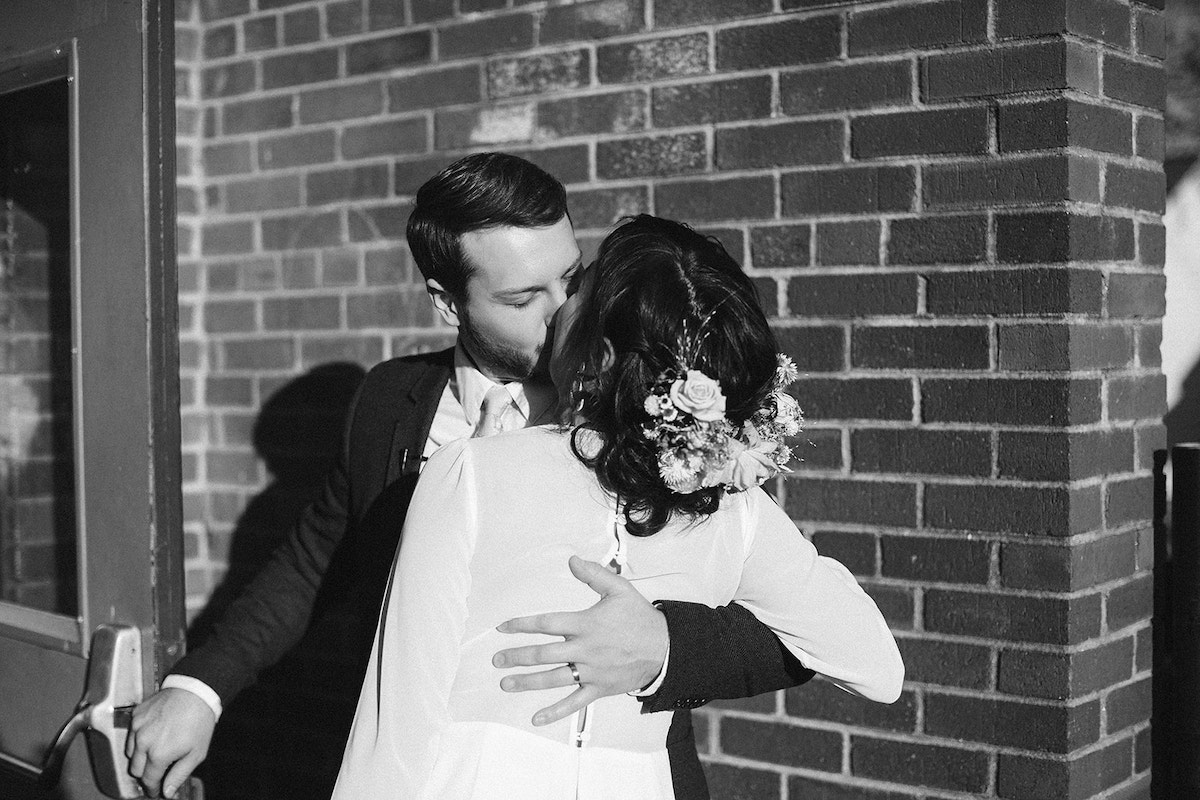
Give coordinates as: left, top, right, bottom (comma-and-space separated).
642, 354, 803, 494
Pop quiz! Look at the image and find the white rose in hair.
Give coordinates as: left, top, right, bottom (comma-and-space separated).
669, 370, 726, 422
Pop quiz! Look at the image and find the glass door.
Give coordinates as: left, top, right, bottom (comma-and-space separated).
0, 2, 183, 797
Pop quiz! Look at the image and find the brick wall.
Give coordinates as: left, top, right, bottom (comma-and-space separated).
174, 0, 1167, 797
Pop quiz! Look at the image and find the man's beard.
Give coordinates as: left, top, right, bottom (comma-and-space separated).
458, 321, 550, 382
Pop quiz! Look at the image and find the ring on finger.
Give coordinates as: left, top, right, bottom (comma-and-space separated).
566, 661, 581, 685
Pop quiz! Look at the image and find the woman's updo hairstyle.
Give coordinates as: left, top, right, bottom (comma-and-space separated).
564, 215, 779, 537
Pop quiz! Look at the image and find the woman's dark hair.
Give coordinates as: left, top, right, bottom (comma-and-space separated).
563, 215, 779, 537
406, 152, 568, 299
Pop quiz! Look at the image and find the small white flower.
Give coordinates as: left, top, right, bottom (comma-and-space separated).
644, 394, 663, 416
659, 450, 701, 493
772, 392, 802, 436
775, 354, 799, 388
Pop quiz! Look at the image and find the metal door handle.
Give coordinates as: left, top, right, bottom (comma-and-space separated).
40, 625, 144, 798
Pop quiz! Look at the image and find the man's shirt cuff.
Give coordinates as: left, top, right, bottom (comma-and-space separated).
160, 674, 223, 722
630, 638, 670, 697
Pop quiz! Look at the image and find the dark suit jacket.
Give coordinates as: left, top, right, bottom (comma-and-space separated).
172, 348, 813, 798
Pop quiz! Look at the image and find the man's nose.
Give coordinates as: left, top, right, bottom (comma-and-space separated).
546, 283, 568, 319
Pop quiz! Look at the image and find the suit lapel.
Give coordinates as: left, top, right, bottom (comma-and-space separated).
384, 354, 452, 486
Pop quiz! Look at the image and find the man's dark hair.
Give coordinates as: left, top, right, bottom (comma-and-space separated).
406, 152, 569, 299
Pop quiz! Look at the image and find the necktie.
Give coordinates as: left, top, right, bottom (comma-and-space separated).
473, 383, 515, 438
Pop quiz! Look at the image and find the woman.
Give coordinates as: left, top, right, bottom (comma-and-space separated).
333, 216, 903, 799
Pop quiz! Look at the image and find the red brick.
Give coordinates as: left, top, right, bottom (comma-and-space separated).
717, 120, 843, 170
999, 637, 1133, 700
1104, 164, 1165, 213
816, 221, 880, 265
263, 48, 338, 90
852, 428, 991, 476
998, 741, 1135, 800
597, 133, 706, 179
1136, 323, 1161, 368
298, 82, 383, 125
202, 61, 256, 98
488, 50, 589, 99
720, 718, 841, 771
327, 2, 361, 35
1135, 115, 1164, 162
785, 776, 912, 800
749, 224, 810, 268
811, 530, 875, 575
997, 213, 1134, 263
224, 174, 303, 213
1107, 572, 1153, 633
998, 323, 1134, 371
410, 0, 453, 23
223, 95, 293, 134
924, 155, 1099, 210
347, 31, 432, 74
653, 76, 772, 127
1107, 374, 1166, 421
388, 66, 481, 112
253, 133, 334, 174
201, 220, 255, 255
262, 211, 343, 250
849, 0, 987, 56
888, 215, 987, 265
790, 428, 844, 470
782, 166, 916, 216
541, 0, 644, 43
896, 637, 992, 689
784, 477, 917, 527
926, 589, 1103, 645
655, 176, 775, 222
395, 154, 462, 195
566, 186, 649, 229
923, 377, 1101, 425
852, 324, 989, 370
203, 23, 236, 58
1003, 531, 1138, 592
342, 118, 428, 160
1108, 273, 1166, 319
881, 534, 990, 583
300, 336, 385, 368
851, 737, 989, 794
204, 141, 255, 176
782, 60, 912, 115
1102, 53, 1165, 110
1135, 6, 1166, 59
704, 763, 780, 800
506, 145, 590, 185
539, 91, 646, 138
435, 104, 535, 150
348, 204, 412, 242
774, 325, 844, 373
1000, 99, 1132, 155
853, 106, 988, 158
926, 269, 1104, 317
998, 429, 1134, 482
995, 0, 1132, 48
785, 678, 917, 732
925, 483, 1099, 536
656, 0, 770, 27
923, 39, 1098, 101
204, 300, 257, 333
220, 337, 296, 370
716, 15, 842, 71
1107, 676, 1152, 733
284, 9, 321, 45
598, 34, 708, 84
263, 296, 341, 331
789, 274, 919, 318
927, 694, 1100, 752
460, 0, 506, 12
347, 289, 434, 328
306, 166, 389, 206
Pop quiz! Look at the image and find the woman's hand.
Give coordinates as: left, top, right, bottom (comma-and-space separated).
492, 556, 669, 725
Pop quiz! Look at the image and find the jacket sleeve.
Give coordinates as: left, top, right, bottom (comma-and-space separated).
167, 386, 361, 705
638, 600, 815, 713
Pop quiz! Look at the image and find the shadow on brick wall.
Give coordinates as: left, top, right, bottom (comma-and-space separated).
189, 362, 367, 800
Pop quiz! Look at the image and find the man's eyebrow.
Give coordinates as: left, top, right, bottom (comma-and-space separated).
493, 255, 583, 299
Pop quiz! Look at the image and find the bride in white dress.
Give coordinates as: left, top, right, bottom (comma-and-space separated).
332, 215, 904, 799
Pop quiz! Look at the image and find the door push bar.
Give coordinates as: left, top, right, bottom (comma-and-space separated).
40, 624, 144, 798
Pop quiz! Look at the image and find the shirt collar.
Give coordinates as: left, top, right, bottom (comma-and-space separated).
453, 342, 558, 428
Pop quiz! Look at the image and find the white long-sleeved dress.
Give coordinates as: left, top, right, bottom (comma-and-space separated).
332, 426, 903, 800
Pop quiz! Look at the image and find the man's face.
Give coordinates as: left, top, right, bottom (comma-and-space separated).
430, 215, 582, 382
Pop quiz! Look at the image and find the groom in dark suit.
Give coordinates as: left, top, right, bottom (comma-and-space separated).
127, 152, 812, 799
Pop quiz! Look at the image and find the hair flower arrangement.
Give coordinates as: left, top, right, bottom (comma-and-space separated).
643, 355, 804, 494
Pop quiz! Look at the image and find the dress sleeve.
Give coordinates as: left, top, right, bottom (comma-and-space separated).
733, 489, 904, 704
333, 438, 477, 798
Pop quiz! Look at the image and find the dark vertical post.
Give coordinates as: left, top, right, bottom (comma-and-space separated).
1173, 443, 1200, 794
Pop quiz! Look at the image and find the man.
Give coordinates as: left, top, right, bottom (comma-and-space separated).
128, 153, 812, 798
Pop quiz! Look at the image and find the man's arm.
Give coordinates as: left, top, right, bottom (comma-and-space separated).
127, 397, 360, 798
493, 558, 813, 725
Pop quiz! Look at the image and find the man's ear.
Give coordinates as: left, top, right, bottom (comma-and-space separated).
426, 278, 461, 328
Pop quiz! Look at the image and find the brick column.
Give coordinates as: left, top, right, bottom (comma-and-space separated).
757, 1, 1166, 798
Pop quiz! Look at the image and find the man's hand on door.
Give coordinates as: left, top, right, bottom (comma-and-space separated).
126, 688, 216, 798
